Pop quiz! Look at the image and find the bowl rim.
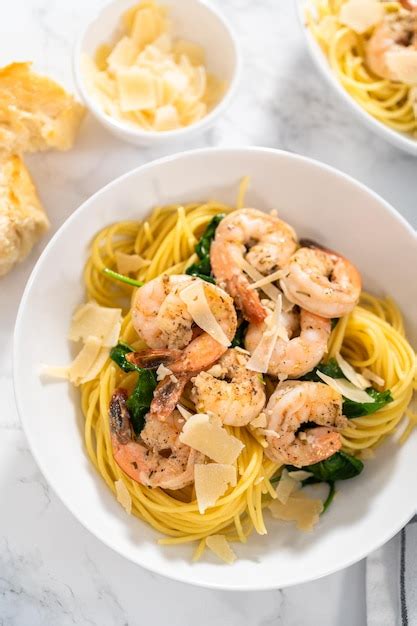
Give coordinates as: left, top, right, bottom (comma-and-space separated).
13, 147, 417, 590
295, 0, 417, 157
73, 0, 242, 141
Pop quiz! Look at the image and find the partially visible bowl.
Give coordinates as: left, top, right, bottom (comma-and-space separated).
296, 0, 417, 156
13, 147, 417, 590
73, 0, 241, 147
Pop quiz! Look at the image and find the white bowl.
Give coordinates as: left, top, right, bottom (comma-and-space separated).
73, 0, 240, 147
14, 148, 417, 590
296, 0, 417, 156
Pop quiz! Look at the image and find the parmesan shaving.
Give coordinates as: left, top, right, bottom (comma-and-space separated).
361, 368, 385, 388
115, 479, 132, 514
386, 50, 417, 85
268, 491, 323, 532
194, 463, 236, 513
156, 363, 173, 381
339, 0, 384, 34
44, 338, 110, 386
246, 295, 283, 374
287, 470, 313, 482
317, 371, 375, 404
275, 469, 300, 505
238, 257, 281, 301
205, 535, 237, 564
115, 251, 150, 275
179, 281, 231, 348
335, 353, 370, 390
179, 413, 244, 464
248, 268, 289, 290
69, 302, 122, 347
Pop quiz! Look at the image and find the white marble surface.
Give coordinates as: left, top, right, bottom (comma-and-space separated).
1, 0, 416, 624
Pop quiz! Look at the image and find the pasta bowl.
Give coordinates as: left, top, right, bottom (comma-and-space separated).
13, 147, 417, 590
296, 0, 417, 156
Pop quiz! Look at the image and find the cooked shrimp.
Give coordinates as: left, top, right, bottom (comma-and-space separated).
366, 6, 417, 81
264, 381, 347, 467
245, 305, 331, 379
190, 348, 266, 426
280, 244, 361, 318
210, 208, 297, 324
109, 388, 204, 490
130, 274, 237, 370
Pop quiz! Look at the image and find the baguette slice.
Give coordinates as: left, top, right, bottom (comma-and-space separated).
0, 154, 49, 276
0, 62, 85, 154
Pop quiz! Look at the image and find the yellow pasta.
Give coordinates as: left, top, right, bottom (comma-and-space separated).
79, 187, 416, 554
306, 0, 417, 136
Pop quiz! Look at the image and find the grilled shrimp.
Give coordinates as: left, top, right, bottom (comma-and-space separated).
130, 274, 237, 372
109, 389, 204, 490
264, 381, 347, 468
280, 244, 361, 318
245, 305, 331, 379
366, 4, 417, 81
190, 348, 266, 426
210, 208, 297, 324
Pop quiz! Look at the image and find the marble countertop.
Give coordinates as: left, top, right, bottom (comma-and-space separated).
1, 1, 416, 624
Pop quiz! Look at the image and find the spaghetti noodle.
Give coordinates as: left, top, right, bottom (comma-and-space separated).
79, 187, 416, 556
306, 0, 417, 136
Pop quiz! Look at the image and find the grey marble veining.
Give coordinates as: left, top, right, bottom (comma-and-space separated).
1, 0, 415, 624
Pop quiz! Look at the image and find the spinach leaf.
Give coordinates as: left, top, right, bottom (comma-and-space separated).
110, 342, 142, 373
302, 358, 393, 417
290, 451, 364, 484
231, 321, 249, 348
185, 214, 224, 283
322, 482, 336, 513
126, 369, 157, 435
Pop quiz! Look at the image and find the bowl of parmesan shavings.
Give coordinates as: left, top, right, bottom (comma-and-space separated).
74, 0, 241, 146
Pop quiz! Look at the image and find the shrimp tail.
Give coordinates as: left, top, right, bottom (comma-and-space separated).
109, 388, 132, 444
229, 275, 267, 323
126, 349, 183, 370
149, 373, 191, 421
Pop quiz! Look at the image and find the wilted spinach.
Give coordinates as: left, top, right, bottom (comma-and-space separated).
231, 321, 249, 348
185, 214, 224, 283
110, 342, 141, 373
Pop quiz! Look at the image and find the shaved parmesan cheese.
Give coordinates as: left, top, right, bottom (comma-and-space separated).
154, 104, 179, 130
335, 353, 370, 390
179, 413, 244, 464
68, 338, 109, 385
249, 412, 267, 429
339, 0, 384, 34
194, 463, 236, 513
115, 251, 150, 275
179, 281, 231, 348
248, 268, 289, 290
42, 365, 70, 380
115, 479, 132, 514
156, 363, 173, 381
173, 39, 205, 66
107, 36, 138, 73
117, 67, 157, 111
238, 257, 281, 301
275, 469, 300, 504
69, 302, 122, 347
246, 295, 284, 374
205, 535, 237, 564
176, 404, 193, 420
317, 371, 375, 404
44, 338, 109, 386
361, 368, 385, 388
287, 470, 313, 482
386, 50, 417, 85
130, 6, 166, 50
269, 491, 323, 532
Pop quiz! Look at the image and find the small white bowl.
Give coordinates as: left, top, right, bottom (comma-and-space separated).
296, 0, 417, 156
73, 0, 241, 147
